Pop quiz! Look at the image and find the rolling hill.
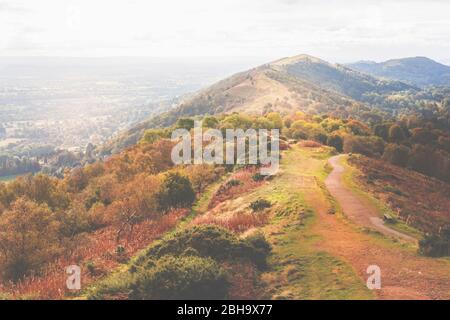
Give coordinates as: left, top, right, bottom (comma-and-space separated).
347, 57, 450, 87
100, 54, 417, 154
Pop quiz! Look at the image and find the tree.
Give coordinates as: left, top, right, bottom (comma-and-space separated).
176, 118, 195, 131
347, 120, 370, 136
374, 123, 391, 141
202, 116, 219, 129
0, 198, 60, 280
326, 134, 343, 152
388, 124, 406, 143
343, 136, 384, 157
382, 144, 410, 167
141, 129, 168, 144
265, 112, 283, 130
156, 172, 195, 211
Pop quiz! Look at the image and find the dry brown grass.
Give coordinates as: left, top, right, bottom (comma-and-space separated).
193, 211, 269, 233
298, 140, 323, 148
209, 167, 265, 209
2, 209, 188, 299
225, 262, 260, 299
349, 155, 450, 234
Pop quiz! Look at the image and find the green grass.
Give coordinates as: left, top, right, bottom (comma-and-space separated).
259, 146, 374, 300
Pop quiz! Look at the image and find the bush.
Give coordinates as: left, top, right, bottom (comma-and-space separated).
419, 234, 449, 257
138, 225, 271, 269
326, 134, 343, 152
156, 172, 196, 211
251, 173, 265, 182
129, 256, 229, 300
226, 179, 242, 187
85, 261, 97, 276
249, 199, 272, 212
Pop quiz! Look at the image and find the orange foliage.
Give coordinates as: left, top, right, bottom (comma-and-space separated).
4, 209, 188, 299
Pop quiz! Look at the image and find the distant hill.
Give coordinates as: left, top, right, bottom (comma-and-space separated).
99, 54, 419, 155
272, 54, 415, 100
347, 57, 450, 87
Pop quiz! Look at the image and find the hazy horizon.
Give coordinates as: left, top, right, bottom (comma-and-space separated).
1, 0, 450, 64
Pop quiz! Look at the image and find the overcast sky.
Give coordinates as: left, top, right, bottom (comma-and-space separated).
1, 0, 450, 64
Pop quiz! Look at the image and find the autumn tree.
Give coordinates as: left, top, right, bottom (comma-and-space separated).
382, 144, 410, 167
388, 124, 407, 143
0, 198, 61, 280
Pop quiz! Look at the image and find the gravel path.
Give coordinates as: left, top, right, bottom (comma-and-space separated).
325, 155, 416, 243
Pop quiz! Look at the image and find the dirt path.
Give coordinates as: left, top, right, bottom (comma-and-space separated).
325, 155, 415, 242
304, 154, 450, 300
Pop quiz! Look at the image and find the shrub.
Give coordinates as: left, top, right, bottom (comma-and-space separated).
176, 118, 195, 130
249, 199, 272, 212
138, 225, 271, 269
116, 245, 126, 256
226, 179, 242, 187
251, 173, 265, 182
156, 172, 196, 211
85, 261, 96, 276
129, 256, 229, 300
245, 232, 272, 262
419, 234, 449, 257
141, 129, 169, 144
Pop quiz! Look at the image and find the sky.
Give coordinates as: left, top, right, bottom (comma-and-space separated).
1, 0, 450, 64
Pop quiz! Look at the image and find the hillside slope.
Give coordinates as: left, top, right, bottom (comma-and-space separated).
100, 54, 416, 154
348, 57, 450, 87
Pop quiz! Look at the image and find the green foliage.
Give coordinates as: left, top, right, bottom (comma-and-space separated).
176, 118, 195, 131
251, 173, 265, 182
90, 255, 229, 300
89, 225, 271, 299
374, 123, 391, 141
326, 134, 344, 152
156, 172, 196, 211
265, 112, 283, 129
141, 128, 169, 144
226, 179, 242, 187
419, 233, 449, 257
129, 256, 229, 299
137, 225, 271, 269
221, 114, 253, 130
85, 261, 97, 276
202, 115, 219, 128
250, 199, 272, 212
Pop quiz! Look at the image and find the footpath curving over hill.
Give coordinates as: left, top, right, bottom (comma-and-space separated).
325, 155, 415, 242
